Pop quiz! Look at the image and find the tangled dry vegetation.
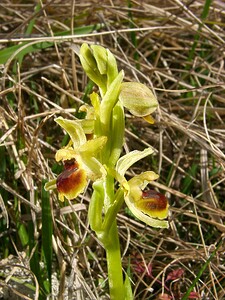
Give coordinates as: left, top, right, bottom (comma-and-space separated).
0, 0, 225, 299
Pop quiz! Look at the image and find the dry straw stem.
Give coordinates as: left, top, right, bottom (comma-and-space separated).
1, 0, 225, 299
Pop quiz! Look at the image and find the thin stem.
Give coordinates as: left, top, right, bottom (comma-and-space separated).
104, 220, 125, 300
99, 174, 126, 299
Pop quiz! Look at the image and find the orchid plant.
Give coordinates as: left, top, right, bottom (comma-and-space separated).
45, 43, 169, 299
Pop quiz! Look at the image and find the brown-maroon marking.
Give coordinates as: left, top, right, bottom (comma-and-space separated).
141, 190, 168, 211
56, 167, 84, 194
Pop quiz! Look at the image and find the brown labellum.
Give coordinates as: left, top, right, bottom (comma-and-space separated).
134, 189, 168, 219
56, 159, 86, 200
141, 190, 168, 211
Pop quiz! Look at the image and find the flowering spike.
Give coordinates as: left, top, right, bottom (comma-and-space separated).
45, 43, 170, 299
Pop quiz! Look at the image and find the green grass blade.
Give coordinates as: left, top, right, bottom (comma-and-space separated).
201, 0, 213, 20
28, 220, 41, 286
17, 222, 29, 247
41, 180, 53, 289
25, 3, 41, 36
182, 238, 223, 300
181, 163, 198, 195
14, 2, 42, 69
0, 24, 103, 64
188, 0, 212, 62
124, 258, 133, 300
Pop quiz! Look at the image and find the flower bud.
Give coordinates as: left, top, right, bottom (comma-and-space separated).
119, 82, 158, 117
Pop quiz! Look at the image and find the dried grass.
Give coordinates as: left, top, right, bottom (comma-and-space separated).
0, 0, 225, 299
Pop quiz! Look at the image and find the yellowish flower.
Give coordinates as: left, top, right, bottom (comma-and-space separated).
124, 172, 169, 228
45, 117, 107, 202
56, 158, 87, 202
115, 148, 169, 228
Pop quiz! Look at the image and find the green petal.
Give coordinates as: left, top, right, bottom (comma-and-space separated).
77, 119, 95, 134
128, 171, 159, 191
127, 171, 159, 203
119, 82, 158, 117
55, 117, 86, 148
55, 148, 77, 162
91, 44, 108, 75
44, 179, 57, 191
79, 103, 96, 119
79, 136, 107, 155
81, 155, 106, 180
116, 148, 155, 177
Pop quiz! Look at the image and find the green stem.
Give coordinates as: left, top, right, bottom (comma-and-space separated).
99, 174, 126, 299
89, 178, 126, 299
102, 188, 124, 233
104, 220, 125, 300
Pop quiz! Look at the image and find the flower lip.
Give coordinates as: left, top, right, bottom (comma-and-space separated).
141, 190, 168, 211
135, 189, 169, 220
56, 159, 87, 201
